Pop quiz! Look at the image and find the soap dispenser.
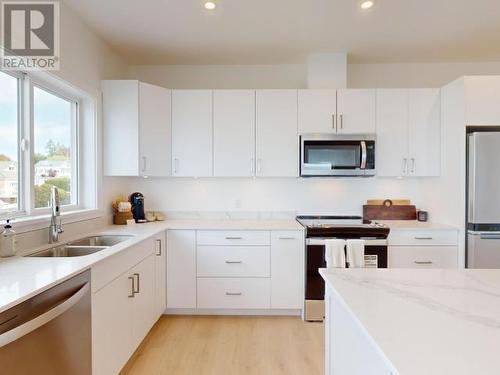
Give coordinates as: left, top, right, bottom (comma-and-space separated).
0, 219, 17, 257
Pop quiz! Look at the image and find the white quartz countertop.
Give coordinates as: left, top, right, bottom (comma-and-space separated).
162, 218, 304, 230
377, 220, 458, 230
320, 268, 500, 375
0, 219, 303, 313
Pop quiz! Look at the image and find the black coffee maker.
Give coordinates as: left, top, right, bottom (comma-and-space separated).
129, 192, 146, 223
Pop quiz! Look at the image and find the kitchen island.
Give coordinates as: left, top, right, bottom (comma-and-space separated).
320, 268, 500, 375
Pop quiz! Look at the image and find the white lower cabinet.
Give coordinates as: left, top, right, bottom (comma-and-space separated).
389, 246, 457, 268
388, 229, 458, 269
271, 231, 304, 309
197, 245, 271, 277
166, 230, 197, 308
154, 233, 166, 316
197, 278, 271, 309
93, 267, 134, 375
131, 255, 157, 347
93, 252, 157, 375
166, 229, 304, 313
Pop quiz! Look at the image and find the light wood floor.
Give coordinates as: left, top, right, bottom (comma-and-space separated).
121, 315, 324, 375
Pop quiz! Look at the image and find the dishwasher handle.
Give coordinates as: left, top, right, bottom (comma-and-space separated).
0, 282, 90, 348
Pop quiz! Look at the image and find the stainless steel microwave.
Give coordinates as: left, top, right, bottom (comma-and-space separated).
300, 134, 376, 177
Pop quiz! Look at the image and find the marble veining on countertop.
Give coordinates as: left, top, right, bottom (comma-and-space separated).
320, 268, 500, 375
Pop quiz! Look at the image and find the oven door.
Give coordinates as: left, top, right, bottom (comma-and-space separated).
304, 238, 387, 321
300, 134, 375, 177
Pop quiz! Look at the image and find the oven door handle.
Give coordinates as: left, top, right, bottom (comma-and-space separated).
360, 141, 367, 169
306, 238, 387, 246
0, 282, 90, 348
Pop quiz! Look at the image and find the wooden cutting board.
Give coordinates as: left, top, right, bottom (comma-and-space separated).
363, 204, 417, 221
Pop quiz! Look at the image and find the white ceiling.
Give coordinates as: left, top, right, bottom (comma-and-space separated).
65, 0, 500, 65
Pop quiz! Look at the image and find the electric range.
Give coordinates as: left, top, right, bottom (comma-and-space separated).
296, 215, 390, 321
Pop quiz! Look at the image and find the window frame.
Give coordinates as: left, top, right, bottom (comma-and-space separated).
0, 70, 83, 220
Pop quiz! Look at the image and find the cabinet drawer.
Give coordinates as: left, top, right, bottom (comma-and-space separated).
197, 246, 270, 277
197, 230, 270, 246
388, 230, 457, 246
388, 246, 458, 268
197, 278, 271, 309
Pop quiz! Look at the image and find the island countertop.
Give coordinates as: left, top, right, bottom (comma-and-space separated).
319, 268, 500, 375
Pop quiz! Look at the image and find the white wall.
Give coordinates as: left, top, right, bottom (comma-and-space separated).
57, 3, 129, 214
112, 177, 425, 216
128, 64, 306, 89
128, 62, 500, 89
348, 62, 500, 88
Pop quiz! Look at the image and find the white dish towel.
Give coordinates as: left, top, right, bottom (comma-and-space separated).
324, 239, 346, 268
346, 239, 365, 268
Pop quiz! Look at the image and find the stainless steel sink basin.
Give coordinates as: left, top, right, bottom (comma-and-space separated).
66, 235, 133, 247
29, 245, 108, 257
25, 235, 133, 257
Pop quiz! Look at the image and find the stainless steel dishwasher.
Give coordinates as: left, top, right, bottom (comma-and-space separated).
0, 270, 91, 375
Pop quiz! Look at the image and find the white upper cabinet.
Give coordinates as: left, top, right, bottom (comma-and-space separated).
376, 89, 409, 177
171, 90, 213, 177
256, 90, 298, 177
336, 89, 376, 134
376, 88, 440, 177
139, 82, 172, 177
298, 89, 375, 134
213, 90, 256, 177
102, 80, 171, 177
408, 89, 441, 177
298, 89, 337, 134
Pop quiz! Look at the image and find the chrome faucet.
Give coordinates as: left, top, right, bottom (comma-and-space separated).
49, 186, 64, 243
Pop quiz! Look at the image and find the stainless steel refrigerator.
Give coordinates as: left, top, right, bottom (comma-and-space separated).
467, 131, 500, 268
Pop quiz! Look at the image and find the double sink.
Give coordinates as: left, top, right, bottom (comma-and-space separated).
28, 235, 133, 257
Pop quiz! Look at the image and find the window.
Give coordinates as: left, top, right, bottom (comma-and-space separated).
0, 70, 82, 219
0, 72, 20, 215
33, 86, 77, 209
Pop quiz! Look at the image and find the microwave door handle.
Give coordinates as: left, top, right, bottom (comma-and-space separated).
360, 141, 367, 169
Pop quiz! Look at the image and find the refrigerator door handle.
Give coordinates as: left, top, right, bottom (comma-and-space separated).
468, 134, 476, 224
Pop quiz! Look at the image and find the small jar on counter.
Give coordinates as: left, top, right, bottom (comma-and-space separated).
0, 219, 17, 257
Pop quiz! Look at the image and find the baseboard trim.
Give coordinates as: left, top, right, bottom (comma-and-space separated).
164, 308, 302, 316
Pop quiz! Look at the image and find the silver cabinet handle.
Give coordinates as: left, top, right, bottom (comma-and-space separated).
128, 276, 135, 298
279, 237, 296, 240
142, 156, 147, 173
156, 239, 162, 256
414, 261, 433, 265
332, 114, 336, 130
410, 158, 415, 174
340, 114, 344, 129
415, 237, 433, 240
250, 158, 255, 174
257, 158, 262, 174
225, 292, 242, 296
225, 236, 242, 240
402, 158, 408, 175
133, 273, 140, 294
225, 260, 243, 264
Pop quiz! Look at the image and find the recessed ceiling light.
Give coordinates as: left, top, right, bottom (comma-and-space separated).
204, 1, 216, 10
360, 0, 374, 9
